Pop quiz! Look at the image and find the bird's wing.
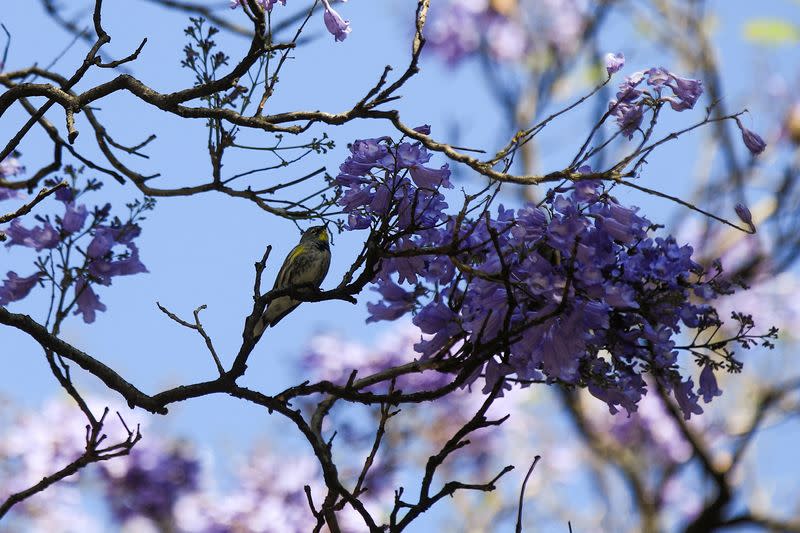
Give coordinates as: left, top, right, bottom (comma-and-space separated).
253, 244, 305, 336
272, 243, 306, 290
318, 248, 331, 286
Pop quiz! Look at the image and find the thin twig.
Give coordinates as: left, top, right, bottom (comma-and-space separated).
0, 180, 66, 224
516, 455, 542, 533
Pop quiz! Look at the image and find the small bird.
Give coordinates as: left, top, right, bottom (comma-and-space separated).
254, 225, 331, 335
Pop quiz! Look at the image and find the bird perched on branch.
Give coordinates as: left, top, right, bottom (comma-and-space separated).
254, 225, 331, 336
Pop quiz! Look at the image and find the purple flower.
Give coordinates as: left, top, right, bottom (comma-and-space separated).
0, 187, 19, 201
86, 224, 142, 259
88, 242, 148, 286
646, 67, 671, 88
666, 74, 703, 110
366, 280, 415, 323
0, 271, 41, 305
80, 224, 148, 304
100, 445, 200, 523
644, 68, 703, 110
413, 124, 432, 135
735, 118, 766, 155
610, 101, 644, 140
86, 229, 115, 258
73, 280, 107, 324
338, 137, 390, 177
427, 1, 581, 66
616, 72, 646, 102
61, 203, 88, 234
321, 0, 351, 42
698, 365, 722, 403
427, 4, 482, 65
485, 15, 528, 62
346, 212, 371, 230
413, 301, 463, 358
409, 163, 452, 190
672, 378, 704, 420
604, 52, 625, 75
413, 301, 456, 334
388, 143, 432, 170
609, 68, 703, 139
4, 219, 59, 251
55, 187, 74, 203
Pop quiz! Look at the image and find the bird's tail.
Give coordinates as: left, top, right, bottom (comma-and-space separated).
252, 315, 268, 337
253, 296, 298, 337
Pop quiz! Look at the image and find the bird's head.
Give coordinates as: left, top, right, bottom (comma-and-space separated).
301, 225, 329, 245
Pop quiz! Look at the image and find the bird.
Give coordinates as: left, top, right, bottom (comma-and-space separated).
253, 225, 331, 336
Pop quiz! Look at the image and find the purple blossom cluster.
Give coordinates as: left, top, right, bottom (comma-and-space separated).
608, 65, 767, 154
587, 385, 695, 463
335, 131, 749, 419
173, 448, 380, 533
99, 443, 200, 524
0, 397, 368, 532
609, 67, 704, 139
229, 0, 351, 42
0, 177, 150, 323
0, 397, 149, 532
428, 0, 588, 65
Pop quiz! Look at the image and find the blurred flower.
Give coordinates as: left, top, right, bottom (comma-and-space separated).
99, 443, 200, 524
428, 0, 591, 66
0, 156, 23, 178
73, 279, 108, 324
698, 365, 722, 403
604, 52, 625, 75
4, 219, 59, 251
0, 271, 41, 306
664, 73, 703, 111
583, 386, 693, 464
61, 203, 88, 234
0, 187, 20, 201
302, 324, 453, 392
427, 4, 483, 65
0, 396, 146, 498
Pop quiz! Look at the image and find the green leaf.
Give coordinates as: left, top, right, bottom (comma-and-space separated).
743, 18, 800, 45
